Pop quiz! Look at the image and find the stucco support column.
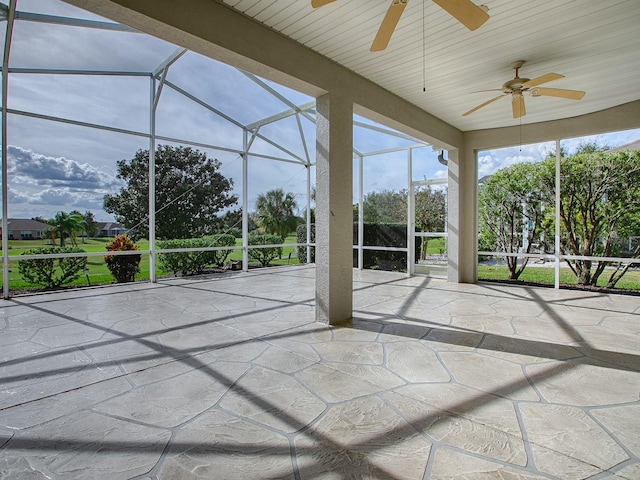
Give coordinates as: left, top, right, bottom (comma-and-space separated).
447, 145, 477, 283
315, 92, 353, 324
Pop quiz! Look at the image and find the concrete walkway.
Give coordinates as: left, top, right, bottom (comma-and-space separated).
0, 266, 638, 479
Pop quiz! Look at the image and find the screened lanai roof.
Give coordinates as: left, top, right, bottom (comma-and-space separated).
2, 0, 446, 222
3, 0, 434, 152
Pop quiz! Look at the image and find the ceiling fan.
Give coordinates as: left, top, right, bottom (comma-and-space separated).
463, 60, 586, 119
311, 0, 490, 52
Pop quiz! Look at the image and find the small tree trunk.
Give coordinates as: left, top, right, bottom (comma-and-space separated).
576, 259, 592, 285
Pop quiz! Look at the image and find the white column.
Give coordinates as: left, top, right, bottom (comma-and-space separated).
315, 93, 353, 325
447, 146, 476, 283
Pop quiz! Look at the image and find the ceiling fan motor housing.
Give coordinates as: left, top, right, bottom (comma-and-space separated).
502, 77, 530, 93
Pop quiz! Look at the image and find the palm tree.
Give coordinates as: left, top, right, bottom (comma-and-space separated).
48, 211, 86, 247
254, 188, 298, 240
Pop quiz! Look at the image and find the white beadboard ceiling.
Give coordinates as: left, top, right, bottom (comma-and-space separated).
220, 0, 640, 132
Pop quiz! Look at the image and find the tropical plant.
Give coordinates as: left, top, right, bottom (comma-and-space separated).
254, 188, 298, 240
47, 211, 86, 247
104, 234, 141, 283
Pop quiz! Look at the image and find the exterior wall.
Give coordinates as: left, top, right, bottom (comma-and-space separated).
7, 230, 44, 240
98, 229, 126, 237
464, 100, 640, 151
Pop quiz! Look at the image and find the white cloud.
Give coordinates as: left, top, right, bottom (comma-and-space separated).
8, 146, 120, 190
6, 145, 122, 220
33, 188, 76, 206
478, 142, 555, 178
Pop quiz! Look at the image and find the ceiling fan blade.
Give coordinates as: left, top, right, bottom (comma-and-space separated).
523, 73, 564, 88
462, 94, 505, 116
532, 87, 585, 100
432, 0, 489, 31
470, 88, 503, 94
371, 0, 408, 52
311, 0, 337, 7
512, 95, 526, 118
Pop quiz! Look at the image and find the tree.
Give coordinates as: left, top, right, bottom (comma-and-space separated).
478, 161, 546, 280
47, 211, 85, 247
540, 144, 640, 286
254, 188, 298, 240
479, 143, 640, 287
83, 211, 99, 239
414, 186, 446, 260
359, 190, 406, 224
103, 145, 238, 240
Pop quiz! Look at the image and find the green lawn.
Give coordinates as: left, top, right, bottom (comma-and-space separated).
478, 264, 640, 291
5, 237, 638, 293
2, 236, 303, 291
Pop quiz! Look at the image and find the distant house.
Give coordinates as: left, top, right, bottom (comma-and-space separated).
1, 218, 50, 240
610, 139, 640, 152
97, 222, 127, 238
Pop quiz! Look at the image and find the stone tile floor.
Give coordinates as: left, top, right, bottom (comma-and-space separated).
0, 265, 639, 479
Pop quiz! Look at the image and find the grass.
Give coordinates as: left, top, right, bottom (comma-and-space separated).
5, 237, 639, 293
2, 236, 304, 291
478, 264, 640, 291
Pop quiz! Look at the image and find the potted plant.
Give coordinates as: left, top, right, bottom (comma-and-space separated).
105, 234, 141, 283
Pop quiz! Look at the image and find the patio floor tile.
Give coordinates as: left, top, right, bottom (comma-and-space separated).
0, 265, 638, 479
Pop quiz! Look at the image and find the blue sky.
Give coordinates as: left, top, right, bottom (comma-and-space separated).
3, 0, 638, 222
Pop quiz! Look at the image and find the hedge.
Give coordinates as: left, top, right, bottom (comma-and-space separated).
248, 234, 282, 267
296, 223, 315, 264
296, 223, 419, 271
158, 234, 236, 276
18, 247, 88, 289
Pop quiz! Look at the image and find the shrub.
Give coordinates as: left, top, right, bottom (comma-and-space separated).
18, 247, 88, 289
248, 234, 282, 267
105, 234, 141, 283
158, 234, 236, 276
296, 223, 315, 264
225, 227, 242, 239
352, 223, 410, 270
